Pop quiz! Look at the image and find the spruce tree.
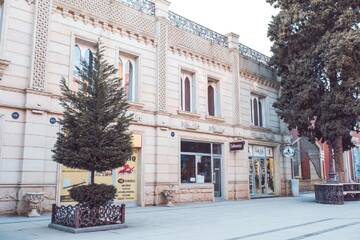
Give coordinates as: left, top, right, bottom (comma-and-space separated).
267, 0, 360, 181
52, 42, 133, 205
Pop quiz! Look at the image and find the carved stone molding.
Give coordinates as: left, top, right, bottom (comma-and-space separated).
181, 121, 200, 130
0, 58, 10, 80
30, 0, 52, 91
209, 125, 225, 134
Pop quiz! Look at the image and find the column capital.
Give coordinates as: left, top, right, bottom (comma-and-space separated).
154, 0, 171, 19
226, 32, 240, 49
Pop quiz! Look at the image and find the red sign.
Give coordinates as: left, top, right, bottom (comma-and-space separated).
230, 141, 245, 151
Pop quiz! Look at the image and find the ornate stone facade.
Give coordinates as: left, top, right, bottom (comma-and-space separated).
0, 0, 291, 214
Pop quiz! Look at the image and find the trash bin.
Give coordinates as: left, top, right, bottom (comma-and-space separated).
291, 178, 299, 197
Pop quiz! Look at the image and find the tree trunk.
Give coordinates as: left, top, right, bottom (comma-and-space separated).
334, 136, 345, 182
90, 170, 95, 185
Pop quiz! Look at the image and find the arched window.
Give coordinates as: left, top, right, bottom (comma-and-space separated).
118, 58, 123, 82
259, 101, 263, 127
128, 61, 134, 101
84, 49, 93, 72
74, 45, 81, 74
118, 53, 137, 102
253, 98, 258, 126
208, 85, 215, 116
250, 99, 253, 124
184, 77, 191, 112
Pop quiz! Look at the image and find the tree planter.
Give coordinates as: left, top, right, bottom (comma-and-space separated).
48, 203, 126, 233
163, 189, 176, 207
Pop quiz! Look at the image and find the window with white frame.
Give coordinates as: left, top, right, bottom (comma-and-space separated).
180, 71, 196, 112
118, 52, 137, 102
250, 94, 265, 127
207, 78, 220, 117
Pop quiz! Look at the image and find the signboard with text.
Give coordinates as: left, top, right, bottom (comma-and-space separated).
230, 141, 245, 151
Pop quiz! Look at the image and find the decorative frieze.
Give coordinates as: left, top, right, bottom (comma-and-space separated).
181, 121, 200, 130
240, 70, 280, 90
54, 0, 156, 37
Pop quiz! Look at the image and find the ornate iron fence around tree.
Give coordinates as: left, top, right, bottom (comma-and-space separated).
51, 204, 125, 228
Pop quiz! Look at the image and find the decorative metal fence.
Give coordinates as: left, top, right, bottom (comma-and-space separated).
120, 0, 155, 16
117, 1, 271, 65
168, 11, 229, 47
51, 204, 125, 228
238, 43, 270, 65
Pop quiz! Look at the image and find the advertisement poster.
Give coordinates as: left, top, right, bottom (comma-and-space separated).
60, 167, 89, 203
116, 149, 139, 201
353, 147, 360, 178
59, 134, 142, 204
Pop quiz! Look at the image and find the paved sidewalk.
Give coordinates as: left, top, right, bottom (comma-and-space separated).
0, 194, 360, 240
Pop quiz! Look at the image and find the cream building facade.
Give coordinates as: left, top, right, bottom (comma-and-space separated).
0, 0, 292, 214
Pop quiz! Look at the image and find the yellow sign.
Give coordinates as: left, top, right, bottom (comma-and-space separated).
60, 167, 89, 203
59, 134, 141, 204
116, 149, 139, 201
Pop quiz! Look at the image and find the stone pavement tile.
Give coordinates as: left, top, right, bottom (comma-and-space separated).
1, 194, 360, 240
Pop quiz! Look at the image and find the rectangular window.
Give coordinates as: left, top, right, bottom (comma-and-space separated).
250, 94, 265, 127
180, 71, 196, 112
118, 52, 138, 102
207, 78, 220, 117
180, 141, 222, 184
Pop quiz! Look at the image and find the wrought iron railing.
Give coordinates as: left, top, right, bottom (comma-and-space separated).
168, 11, 229, 47
238, 43, 270, 65
119, 0, 155, 16
118, 1, 270, 65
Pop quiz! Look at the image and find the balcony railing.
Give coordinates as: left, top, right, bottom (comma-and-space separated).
168, 11, 229, 47
118, 1, 270, 65
119, 0, 155, 16
238, 43, 270, 65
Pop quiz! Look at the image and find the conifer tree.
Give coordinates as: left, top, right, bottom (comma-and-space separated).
267, 0, 360, 181
52, 42, 133, 205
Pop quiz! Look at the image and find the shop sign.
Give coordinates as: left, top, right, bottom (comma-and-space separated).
230, 141, 245, 151
116, 149, 139, 201
283, 145, 295, 158
253, 146, 266, 157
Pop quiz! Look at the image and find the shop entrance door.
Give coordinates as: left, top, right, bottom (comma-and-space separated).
249, 158, 274, 197
213, 157, 222, 198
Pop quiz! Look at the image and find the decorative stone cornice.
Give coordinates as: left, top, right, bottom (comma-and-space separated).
169, 45, 231, 72
53, 0, 157, 46
0, 58, 10, 80
240, 70, 280, 90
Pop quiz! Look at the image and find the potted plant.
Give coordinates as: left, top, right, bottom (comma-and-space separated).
49, 42, 133, 233
163, 185, 176, 207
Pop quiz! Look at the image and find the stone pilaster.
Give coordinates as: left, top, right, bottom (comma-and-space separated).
226, 33, 240, 125
30, 0, 53, 91
154, 0, 170, 112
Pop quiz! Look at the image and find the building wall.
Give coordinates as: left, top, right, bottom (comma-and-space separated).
0, 0, 290, 214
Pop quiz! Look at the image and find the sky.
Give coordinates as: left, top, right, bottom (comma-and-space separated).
169, 0, 278, 56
